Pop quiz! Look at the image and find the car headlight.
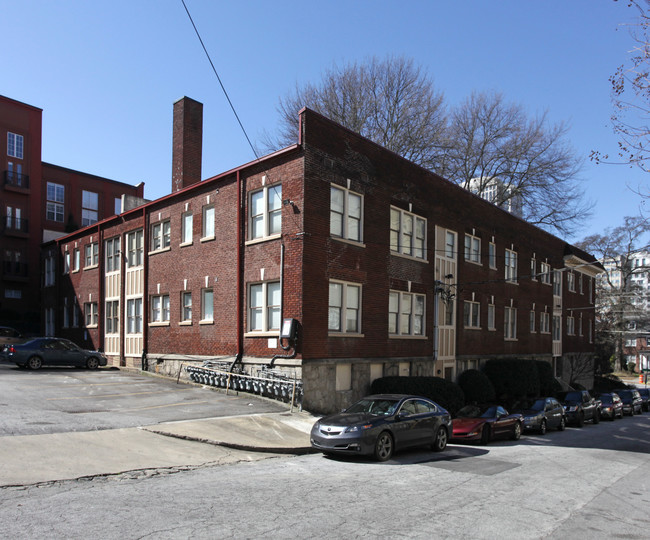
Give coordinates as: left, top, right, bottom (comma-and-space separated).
566, 405, 578, 412
345, 424, 372, 433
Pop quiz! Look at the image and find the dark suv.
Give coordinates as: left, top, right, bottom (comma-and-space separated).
617, 389, 643, 415
558, 390, 601, 427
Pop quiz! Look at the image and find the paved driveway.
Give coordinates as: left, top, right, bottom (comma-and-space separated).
0, 362, 286, 436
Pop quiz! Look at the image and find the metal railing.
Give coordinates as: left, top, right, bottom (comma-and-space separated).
4, 171, 29, 189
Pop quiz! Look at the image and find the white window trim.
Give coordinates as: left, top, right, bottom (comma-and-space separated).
390, 206, 427, 261
504, 306, 517, 340
84, 243, 99, 269
530, 310, 536, 333
247, 184, 282, 243
328, 279, 363, 337
7, 132, 24, 159
180, 291, 193, 324
246, 281, 281, 335
105, 300, 120, 335
464, 234, 481, 265
200, 288, 214, 324
105, 237, 121, 274
85, 302, 98, 328
330, 184, 364, 245
149, 294, 170, 326
463, 300, 481, 329
487, 304, 496, 330
388, 290, 427, 338
444, 230, 457, 260
201, 205, 215, 242
540, 312, 551, 334
126, 230, 144, 268
488, 242, 497, 269
150, 220, 171, 254
180, 212, 193, 247
505, 249, 518, 284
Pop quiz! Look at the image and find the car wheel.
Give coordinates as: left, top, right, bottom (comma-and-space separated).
432, 426, 448, 452
86, 357, 100, 370
511, 421, 522, 441
576, 412, 584, 427
374, 431, 394, 462
480, 425, 491, 445
593, 410, 600, 424
539, 419, 547, 435
27, 356, 42, 370
558, 416, 566, 431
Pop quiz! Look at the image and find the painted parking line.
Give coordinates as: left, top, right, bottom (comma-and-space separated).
46, 388, 194, 400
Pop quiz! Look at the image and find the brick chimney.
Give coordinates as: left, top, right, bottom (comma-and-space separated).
172, 97, 203, 192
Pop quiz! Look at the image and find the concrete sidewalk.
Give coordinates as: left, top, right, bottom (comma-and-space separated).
0, 411, 318, 487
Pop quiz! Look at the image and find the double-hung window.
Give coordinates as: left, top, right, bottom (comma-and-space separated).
181, 212, 193, 245
126, 230, 144, 268
82, 190, 99, 226
553, 271, 562, 296
552, 315, 562, 341
105, 237, 120, 272
201, 289, 214, 322
7, 132, 24, 158
328, 280, 361, 334
567, 272, 576, 292
540, 312, 550, 333
84, 302, 98, 327
531, 258, 537, 281
487, 304, 496, 330
151, 220, 171, 252
181, 292, 192, 323
85, 243, 99, 267
530, 310, 536, 333
46, 182, 65, 222
390, 207, 426, 259
463, 300, 480, 328
504, 306, 517, 339
249, 281, 281, 332
540, 262, 551, 285
63, 252, 70, 274
202, 205, 215, 240
389, 291, 425, 336
126, 298, 143, 334
250, 185, 282, 240
105, 300, 119, 334
151, 294, 170, 323
505, 249, 517, 283
464, 234, 481, 264
489, 242, 497, 269
445, 231, 456, 259
73, 249, 80, 272
330, 185, 363, 243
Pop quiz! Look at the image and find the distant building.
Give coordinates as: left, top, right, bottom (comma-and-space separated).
43, 98, 601, 413
468, 177, 523, 217
1, 95, 144, 333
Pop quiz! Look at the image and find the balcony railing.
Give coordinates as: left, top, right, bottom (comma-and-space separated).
1, 261, 28, 279
4, 170, 29, 189
3, 217, 29, 234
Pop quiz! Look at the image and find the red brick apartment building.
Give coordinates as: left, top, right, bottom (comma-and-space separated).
43, 97, 601, 413
1, 95, 144, 333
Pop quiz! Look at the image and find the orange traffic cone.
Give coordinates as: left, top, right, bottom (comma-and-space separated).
640, 373, 644, 384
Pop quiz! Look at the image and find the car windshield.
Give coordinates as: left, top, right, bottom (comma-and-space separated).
600, 395, 613, 404
559, 391, 581, 402
456, 405, 497, 418
527, 399, 546, 411
345, 398, 400, 416
618, 390, 632, 398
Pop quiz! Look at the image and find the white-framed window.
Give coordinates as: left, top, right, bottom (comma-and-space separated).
330, 185, 363, 243
579, 316, 584, 337
505, 249, 517, 283
105, 300, 119, 334
531, 258, 537, 281
567, 272, 576, 292
464, 234, 481, 264
105, 237, 121, 272
248, 281, 281, 332
389, 291, 425, 336
540, 262, 551, 285
126, 230, 144, 268
390, 207, 426, 259
202, 205, 215, 239
540, 312, 550, 333
579, 273, 584, 294
530, 310, 536, 333
487, 304, 495, 330
114, 197, 122, 215
73, 249, 80, 272
201, 288, 214, 322
250, 185, 282, 240
181, 291, 192, 323
567, 316, 575, 335
151, 294, 170, 323
489, 242, 496, 269
504, 306, 517, 339
44, 256, 55, 287
126, 298, 143, 334
445, 231, 456, 259
443, 300, 454, 326
7, 132, 23, 158
328, 280, 361, 334
552, 315, 562, 341
553, 270, 562, 296
463, 300, 480, 328
151, 220, 171, 251
181, 212, 193, 245
85, 243, 99, 267
63, 252, 71, 274
46, 182, 65, 222
84, 302, 98, 327
82, 190, 99, 226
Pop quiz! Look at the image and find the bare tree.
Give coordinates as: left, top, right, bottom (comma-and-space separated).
578, 216, 650, 371
593, 0, 650, 172
565, 352, 596, 389
441, 91, 590, 236
269, 56, 590, 236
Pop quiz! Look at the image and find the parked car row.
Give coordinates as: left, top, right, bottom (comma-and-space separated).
2, 337, 108, 370
310, 388, 648, 461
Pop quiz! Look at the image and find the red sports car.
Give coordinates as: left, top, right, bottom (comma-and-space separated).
451, 404, 523, 445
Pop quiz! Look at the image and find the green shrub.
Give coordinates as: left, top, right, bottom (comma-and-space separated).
483, 359, 540, 401
457, 369, 495, 404
370, 376, 465, 416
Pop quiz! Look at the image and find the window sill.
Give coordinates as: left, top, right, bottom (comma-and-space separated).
149, 322, 170, 327
388, 334, 428, 340
84, 265, 99, 271
465, 260, 482, 267
200, 319, 214, 325
200, 236, 215, 243
86, 324, 98, 329
328, 332, 365, 338
148, 246, 171, 256
179, 241, 193, 248
390, 251, 428, 263
464, 326, 482, 331
245, 234, 281, 246
244, 331, 280, 338
504, 338, 518, 342
72, 269, 80, 274
179, 321, 192, 326
331, 237, 365, 248
505, 280, 519, 285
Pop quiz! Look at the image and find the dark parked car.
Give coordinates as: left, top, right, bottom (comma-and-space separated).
310, 394, 452, 461
514, 397, 566, 434
617, 389, 643, 415
0, 326, 24, 355
451, 404, 523, 444
637, 388, 649, 412
6, 337, 108, 370
598, 393, 623, 420
558, 390, 601, 426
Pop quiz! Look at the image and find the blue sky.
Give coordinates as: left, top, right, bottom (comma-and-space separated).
4, 0, 647, 242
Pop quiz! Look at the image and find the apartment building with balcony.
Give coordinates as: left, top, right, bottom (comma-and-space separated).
1, 95, 144, 332
42, 98, 601, 413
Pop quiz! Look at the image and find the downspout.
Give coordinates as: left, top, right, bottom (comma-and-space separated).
98, 224, 104, 352
141, 206, 149, 370
269, 243, 297, 367
229, 170, 243, 372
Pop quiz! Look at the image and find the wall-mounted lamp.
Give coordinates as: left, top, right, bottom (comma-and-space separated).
283, 199, 295, 207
